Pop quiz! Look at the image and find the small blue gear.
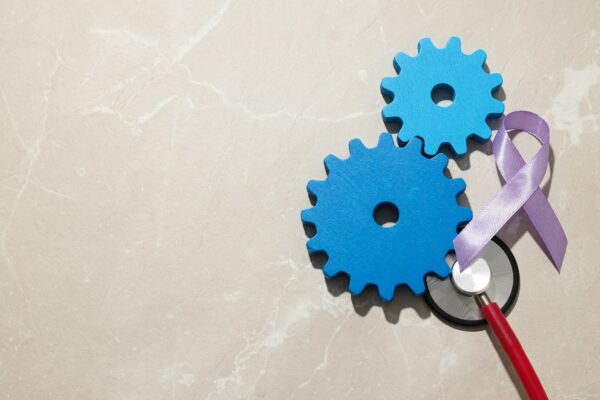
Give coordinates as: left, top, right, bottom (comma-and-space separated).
301, 134, 472, 301
381, 37, 504, 157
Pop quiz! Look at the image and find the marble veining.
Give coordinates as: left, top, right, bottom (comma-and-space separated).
0, 0, 599, 399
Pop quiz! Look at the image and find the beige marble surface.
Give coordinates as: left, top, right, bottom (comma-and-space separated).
0, 0, 599, 399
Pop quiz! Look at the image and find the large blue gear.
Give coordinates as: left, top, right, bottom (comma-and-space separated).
381, 37, 504, 157
301, 134, 472, 301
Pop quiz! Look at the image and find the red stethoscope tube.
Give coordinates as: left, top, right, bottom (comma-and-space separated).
425, 238, 551, 398
477, 295, 548, 400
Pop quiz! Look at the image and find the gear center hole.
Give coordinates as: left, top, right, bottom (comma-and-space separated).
373, 202, 399, 228
431, 83, 455, 107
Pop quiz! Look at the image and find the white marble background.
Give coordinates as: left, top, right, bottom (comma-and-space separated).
0, 0, 599, 399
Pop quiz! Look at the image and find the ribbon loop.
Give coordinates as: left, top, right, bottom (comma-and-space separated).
454, 111, 567, 271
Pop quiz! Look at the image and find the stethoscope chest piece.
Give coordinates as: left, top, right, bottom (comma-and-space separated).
424, 237, 519, 327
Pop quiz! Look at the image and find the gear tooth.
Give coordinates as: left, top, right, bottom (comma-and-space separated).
380, 77, 396, 97
381, 104, 400, 122
488, 99, 505, 116
324, 155, 342, 174
377, 133, 394, 148
470, 49, 487, 67
431, 152, 449, 169
450, 140, 468, 157
306, 236, 324, 254
472, 123, 492, 142
407, 279, 426, 296
432, 262, 451, 278
300, 207, 318, 224
322, 260, 340, 278
348, 278, 366, 296
417, 37, 436, 54
392, 52, 413, 73
445, 36, 462, 51
398, 128, 415, 144
423, 139, 441, 156
348, 138, 367, 155
306, 179, 324, 196
450, 178, 467, 195
487, 73, 503, 91
403, 137, 423, 153
378, 285, 395, 302
456, 206, 473, 224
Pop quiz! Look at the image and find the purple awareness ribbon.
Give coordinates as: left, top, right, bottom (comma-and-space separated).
454, 111, 568, 272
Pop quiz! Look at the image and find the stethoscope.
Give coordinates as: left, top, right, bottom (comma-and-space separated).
424, 237, 548, 400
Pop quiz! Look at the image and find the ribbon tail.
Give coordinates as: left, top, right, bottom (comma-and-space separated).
523, 189, 568, 271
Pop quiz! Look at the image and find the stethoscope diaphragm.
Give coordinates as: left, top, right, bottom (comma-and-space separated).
424, 236, 519, 327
